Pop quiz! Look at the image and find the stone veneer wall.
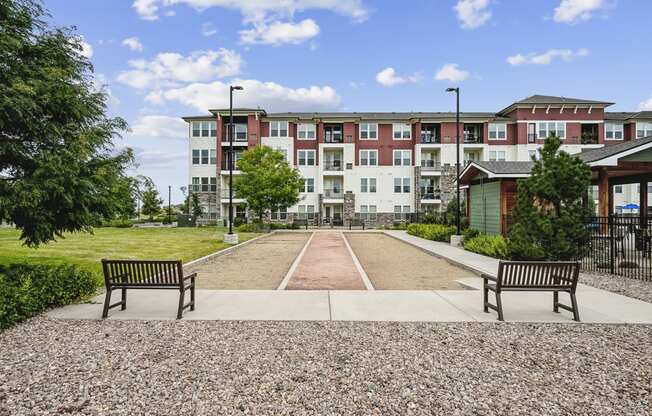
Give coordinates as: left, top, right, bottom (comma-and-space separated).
344, 192, 355, 222
414, 166, 422, 214
439, 164, 458, 212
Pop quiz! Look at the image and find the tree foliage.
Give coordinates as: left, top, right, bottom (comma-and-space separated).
0, 0, 133, 246
140, 178, 162, 220
190, 192, 203, 220
507, 135, 592, 260
233, 146, 303, 221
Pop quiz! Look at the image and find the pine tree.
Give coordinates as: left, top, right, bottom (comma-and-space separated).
508, 135, 592, 260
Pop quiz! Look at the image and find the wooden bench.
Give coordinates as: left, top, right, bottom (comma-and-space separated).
482, 261, 581, 322
101, 259, 196, 319
348, 219, 366, 230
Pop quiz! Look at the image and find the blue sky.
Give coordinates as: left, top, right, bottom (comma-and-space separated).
44, 0, 651, 203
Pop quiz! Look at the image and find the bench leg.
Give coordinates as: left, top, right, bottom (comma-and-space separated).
495, 291, 504, 322
190, 276, 196, 311
570, 292, 580, 322
177, 288, 185, 320
483, 284, 489, 313
553, 291, 559, 313
121, 287, 127, 311
102, 289, 112, 319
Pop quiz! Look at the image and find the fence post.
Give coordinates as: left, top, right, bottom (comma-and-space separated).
609, 215, 615, 275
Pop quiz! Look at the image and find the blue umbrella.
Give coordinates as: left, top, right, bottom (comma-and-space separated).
621, 203, 640, 210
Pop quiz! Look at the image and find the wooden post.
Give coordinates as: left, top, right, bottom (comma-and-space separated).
597, 167, 610, 218
640, 180, 648, 228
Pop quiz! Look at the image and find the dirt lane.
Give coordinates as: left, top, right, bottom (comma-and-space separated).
345, 233, 476, 290
188, 232, 310, 289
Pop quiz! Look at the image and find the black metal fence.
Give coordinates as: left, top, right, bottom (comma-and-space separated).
583, 216, 652, 281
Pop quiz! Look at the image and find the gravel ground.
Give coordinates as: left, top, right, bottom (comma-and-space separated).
2, 318, 650, 415
580, 272, 652, 304
346, 233, 477, 290
186, 232, 309, 289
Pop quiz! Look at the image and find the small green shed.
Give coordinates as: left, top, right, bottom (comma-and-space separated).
459, 161, 533, 236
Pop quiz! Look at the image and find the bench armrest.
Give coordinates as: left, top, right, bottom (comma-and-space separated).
481, 273, 497, 282
183, 272, 197, 281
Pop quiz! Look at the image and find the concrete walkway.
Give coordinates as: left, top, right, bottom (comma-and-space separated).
46, 230, 652, 324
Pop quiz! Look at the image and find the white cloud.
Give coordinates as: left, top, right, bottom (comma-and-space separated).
131, 115, 188, 139
145, 79, 340, 112
122, 37, 144, 52
375, 67, 422, 87
639, 96, 652, 111
507, 48, 589, 65
94, 73, 120, 105
132, 147, 186, 168
201, 22, 218, 36
240, 19, 320, 45
78, 37, 93, 58
132, 0, 369, 24
117, 48, 243, 89
434, 63, 470, 82
454, 0, 491, 29
554, 0, 607, 24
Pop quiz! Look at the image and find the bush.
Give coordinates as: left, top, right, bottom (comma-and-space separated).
407, 223, 456, 242
233, 217, 246, 227
462, 227, 480, 241
0, 264, 98, 330
236, 223, 260, 233
101, 218, 134, 228
463, 234, 509, 259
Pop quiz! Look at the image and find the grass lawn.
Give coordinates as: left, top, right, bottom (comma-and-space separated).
0, 227, 261, 278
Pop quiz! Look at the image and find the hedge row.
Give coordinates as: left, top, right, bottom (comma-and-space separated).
406, 223, 457, 242
0, 264, 98, 330
463, 233, 510, 260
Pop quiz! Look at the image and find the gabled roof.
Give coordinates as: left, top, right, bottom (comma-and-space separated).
459, 161, 535, 184
499, 95, 614, 115
579, 135, 652, 164
605, 111, 652, 121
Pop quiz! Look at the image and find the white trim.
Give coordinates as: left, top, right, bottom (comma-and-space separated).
488, 122, 507, 140
586, 140, 652, 167
393, 149, 412, 166
277, 232, 315, 290
297, 149, 316, 166
297, 123, 316, 140
359, 122, 378, 140
341, 232, 374, 291
604, 122, 624, 141
460, 162, 531, 180
270, 120, 289, 138
359, 149, 378, 166
392, 123, 412, 140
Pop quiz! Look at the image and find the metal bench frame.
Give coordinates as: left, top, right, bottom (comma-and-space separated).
101, 259, 196, 319
482, 260, 581, 322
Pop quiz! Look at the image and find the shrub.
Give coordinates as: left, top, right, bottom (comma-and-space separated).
407, 223, 456, 242
101, 218, 134, 228
462, 227, 480, 241
0, 264, 98, 330
463, 234, 509, 260
233, 217, 246, 227
236, 223, 260, 233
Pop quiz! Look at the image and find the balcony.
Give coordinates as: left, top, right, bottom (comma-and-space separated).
323, 188, 344, 199
323, 160, 343, 171
420, 159, 441, 171
220, 189, 242, 199
421, 123, 441, 144
324, 124, 343, 143
463, 133, 483, 144
221, 124, 248, 143
220, 160, 242, 171
420, 188, 442, 201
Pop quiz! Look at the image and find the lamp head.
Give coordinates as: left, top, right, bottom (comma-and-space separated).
446, 87, 458, 92
232, 85, 243, 91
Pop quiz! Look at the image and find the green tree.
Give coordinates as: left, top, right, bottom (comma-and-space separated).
190, 192, 203, 221
140, 181, 162, 221
508, 135, 592, 260
0, 0, 133, 246
234, 146, 303, 222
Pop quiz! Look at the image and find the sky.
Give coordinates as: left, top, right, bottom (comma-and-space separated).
43, 0, 652, 203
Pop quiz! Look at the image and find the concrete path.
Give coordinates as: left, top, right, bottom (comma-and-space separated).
48, 285, 652, 323
284, 231, 369, 290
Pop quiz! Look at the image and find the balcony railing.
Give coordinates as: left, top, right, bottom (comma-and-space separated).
463, 133, 483, 143
324, 134, 343, 143
420, 189, 442, 200
323, 188, 344, 199
420, 134, 441, 144
581, 133, 599, 144
420, 160, 441, 171
220, 189, 241, 199
221, 134, 248, 142
323, 161, 343, 171
221, 160, 242, 170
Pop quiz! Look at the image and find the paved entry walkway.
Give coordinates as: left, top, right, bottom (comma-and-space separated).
284, 232, 370, 290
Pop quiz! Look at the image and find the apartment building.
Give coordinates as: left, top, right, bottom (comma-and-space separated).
183, 95, 652, 225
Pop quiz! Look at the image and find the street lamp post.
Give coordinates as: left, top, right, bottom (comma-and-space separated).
225, 85, 243, 244
168, 185, 171, 224
446, 87, 462, 243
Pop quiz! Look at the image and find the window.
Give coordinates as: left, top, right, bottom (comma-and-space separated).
360, 150, 378, 166
201, 149, 209, 164
615, 185, 623, 194
298, 150, 315, 166
538, 122, 565, 139
191, 177, 200, 192
303, 178, 314, 193
359, 205, 377, 220
298, 205, 315, 220
393, 150, 411, 166
270, 121, 289, 137
394, 205, 411, 220
270, 207, 288, 221
393, 123, 411, 140
298, 123, 316, 140
605, 122, 624, 140
488, 123, 507, 140
233, 124, 247, 141
637, 122, 652, 139
192, 149, 200, 165
359, 123, 378, 140
191, 121, 216, 138
394, 177, 411, 193
210, 149, 217, 165
360, 178, 377, 193
489, 151, 506, 161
